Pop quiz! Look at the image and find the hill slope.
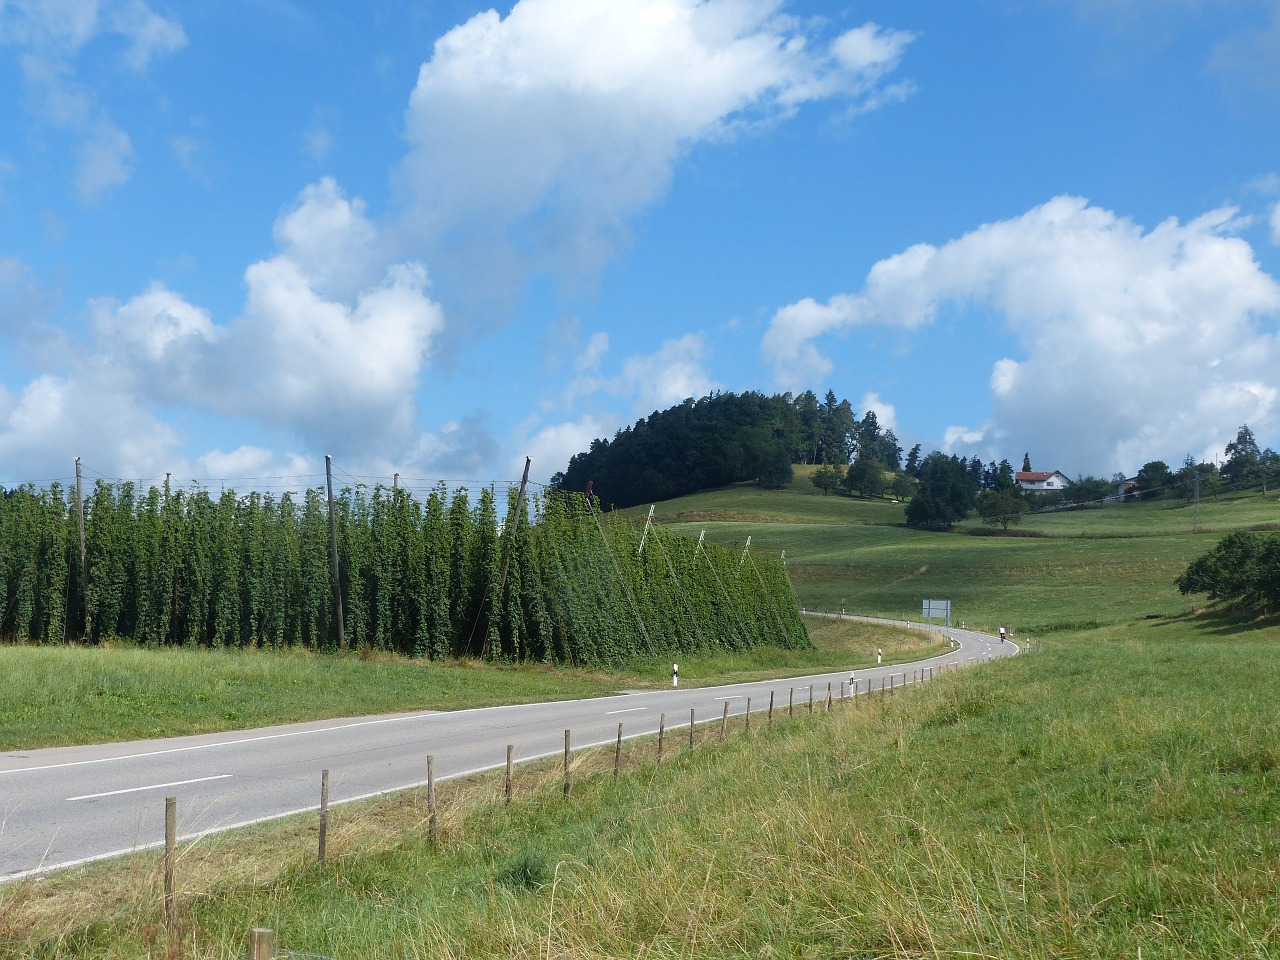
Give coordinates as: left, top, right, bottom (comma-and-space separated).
631, 474, 1280, 634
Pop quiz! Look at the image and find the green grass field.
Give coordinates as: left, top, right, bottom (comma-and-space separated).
0, 617, 936, 751
4, 474, 1279, 958
654, 482, 1280, 633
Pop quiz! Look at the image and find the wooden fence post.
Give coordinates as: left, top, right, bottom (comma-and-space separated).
248, 928, 274, 960
826, 682, 833, 711
689, 708, 696, 750
427, 755, 438, 846
720, 701, 729, 741
789, 687, 794, 717
164, 796, 176, 930
658, 714, 666, 763
745, 698, 752, 733
505, 745, 514, 807
614, 723, 623, 780
564, 730, 571, 797
808, 685, 814, 715
768, 690, 775, 725
318, 769, 329, 866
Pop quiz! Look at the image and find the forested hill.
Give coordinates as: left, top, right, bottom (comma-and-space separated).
551, 390, 900, 509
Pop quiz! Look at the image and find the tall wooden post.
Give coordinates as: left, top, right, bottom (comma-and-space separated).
318, 769, 329, 865
75, 458, 88, 636
505, 745, 514, 806
427, 756, 438, 845
249, 928, 274, 960
614, 723, 623, 780
325, 455, 346, 649
164, 796, 177, 929
563, 730, 572, 796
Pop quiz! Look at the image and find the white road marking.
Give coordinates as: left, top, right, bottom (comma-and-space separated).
605, 707, 646, 715
1, 715, 446, 776
67, 774, 233, 802
714, 696, 743, 701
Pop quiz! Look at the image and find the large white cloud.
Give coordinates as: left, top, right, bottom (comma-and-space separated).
0, 374, 184, 481
0, 179, 448, 483
396, 0, 913, 307
764, 196, 1280, 473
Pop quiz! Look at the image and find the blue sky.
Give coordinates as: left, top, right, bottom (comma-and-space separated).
2, 0, 1279, 492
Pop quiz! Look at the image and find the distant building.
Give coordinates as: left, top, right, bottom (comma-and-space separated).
1015, 470, 1071, 493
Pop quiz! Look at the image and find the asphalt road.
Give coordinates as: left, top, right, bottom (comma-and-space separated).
0, 620, 1015, 881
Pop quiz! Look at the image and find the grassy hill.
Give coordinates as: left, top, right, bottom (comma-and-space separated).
638, 475, 1280, 633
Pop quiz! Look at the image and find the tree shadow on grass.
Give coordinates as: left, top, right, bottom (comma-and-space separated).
1152, 608, 1278, 639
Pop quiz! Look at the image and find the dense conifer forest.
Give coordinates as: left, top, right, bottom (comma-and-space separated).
552, 389, 902, 508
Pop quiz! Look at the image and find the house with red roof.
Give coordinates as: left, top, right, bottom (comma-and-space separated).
1015, 470, 1071, 493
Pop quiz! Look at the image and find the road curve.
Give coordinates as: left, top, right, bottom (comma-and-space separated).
0, 620, 1014, 881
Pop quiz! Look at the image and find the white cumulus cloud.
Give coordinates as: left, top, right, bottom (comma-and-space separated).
615, 333, 719, 413
858, 391, 896, 431
396, 0, 914, 312
764, 195, 1280, 473
0, 373, 184, 481
520, 414, 612, 483
1, 179, 448, 482
230, 257, 441, 446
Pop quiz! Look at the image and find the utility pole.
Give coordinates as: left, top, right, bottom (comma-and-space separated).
496, 457, 532, 597
75, 457, 88, 637
325, 455, 346, 649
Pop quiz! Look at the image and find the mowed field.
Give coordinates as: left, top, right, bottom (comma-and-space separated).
5, 475, 1280, 958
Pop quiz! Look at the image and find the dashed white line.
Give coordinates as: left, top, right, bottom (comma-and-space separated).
67, 774, 232, 802
605, 707, 646, 715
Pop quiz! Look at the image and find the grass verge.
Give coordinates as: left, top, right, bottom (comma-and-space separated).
0, 618, 932, 752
